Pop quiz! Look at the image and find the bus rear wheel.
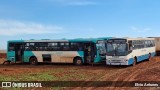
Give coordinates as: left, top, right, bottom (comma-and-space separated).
29, 57, 38, 65
74, 57, 82, 65
148, 53, 151, 61
133, 57, 137, 66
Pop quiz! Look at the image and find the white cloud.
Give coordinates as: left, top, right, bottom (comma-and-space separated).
48, 0, 97, 6
0, 19, 64, 36
130, 26, 151, 33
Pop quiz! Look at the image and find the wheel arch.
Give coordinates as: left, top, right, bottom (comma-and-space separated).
134, 56, 137, 60
29, 56, 37, 61
134, 56, 137, 63
73, 56, 83, 63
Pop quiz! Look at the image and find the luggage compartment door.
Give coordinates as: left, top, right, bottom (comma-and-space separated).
42, 54, 51, 62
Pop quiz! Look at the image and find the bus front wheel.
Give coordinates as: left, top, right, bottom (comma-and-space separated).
74, 57, 82, 65
29, 57, 38, 65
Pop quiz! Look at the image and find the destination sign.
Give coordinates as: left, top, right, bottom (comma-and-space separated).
97, 40, 105, 43
107, 39, 127, 43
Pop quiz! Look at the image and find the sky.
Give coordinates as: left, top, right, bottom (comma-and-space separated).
0, 0, 160, 49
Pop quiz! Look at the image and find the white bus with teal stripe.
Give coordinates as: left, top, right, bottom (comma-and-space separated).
106, 38, 156, 66
7, 38, 111, 65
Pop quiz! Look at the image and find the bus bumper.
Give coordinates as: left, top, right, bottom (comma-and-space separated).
106, 61, 128, 65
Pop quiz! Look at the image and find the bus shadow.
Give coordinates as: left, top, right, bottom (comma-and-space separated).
0, 62, 128, 69
92, 64, 128, 69
38, 62, 75, 66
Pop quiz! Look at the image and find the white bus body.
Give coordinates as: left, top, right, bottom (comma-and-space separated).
106, 38, 156, 65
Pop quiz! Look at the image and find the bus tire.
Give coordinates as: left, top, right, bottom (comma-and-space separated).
74, 57, 82, 65
29, 57, 38, 65
148, 53, 151, 61
133, 57, 137, 66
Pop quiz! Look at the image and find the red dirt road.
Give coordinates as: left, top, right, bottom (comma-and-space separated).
0, 53, 6, 58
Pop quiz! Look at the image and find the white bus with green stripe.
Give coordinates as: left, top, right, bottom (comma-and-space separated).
7, 38, 111, 65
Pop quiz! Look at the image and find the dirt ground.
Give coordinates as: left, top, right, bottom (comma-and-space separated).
0, 53, 6, 59
0, 53, 160, 90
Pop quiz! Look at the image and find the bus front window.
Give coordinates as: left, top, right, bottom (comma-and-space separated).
106, 43, 128, 56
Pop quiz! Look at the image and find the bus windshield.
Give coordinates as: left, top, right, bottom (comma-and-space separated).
106, 43, 128, 56
97, 43, 106, 55
96, 41, 106, 55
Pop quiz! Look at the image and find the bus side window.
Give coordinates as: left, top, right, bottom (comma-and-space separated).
25, 47, 30, 51
78, 43, 83, 51
48, 42, 58, 51
29, 43, 36, 51
9, 43, 15, 51
59, 43, 64, 50
144, 40, 148, 48
25, 43, 30, 51
63, 43, 70, 51
148, 40, 150, 47
150, 40, 154, 47
70, 43, 78, 51
38, 42, 48, 51
48, 43, 53, 51
128, 41, 133, 50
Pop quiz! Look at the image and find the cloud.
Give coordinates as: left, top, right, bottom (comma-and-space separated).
0, 19, 64, 36
130, 26, 151, 33
48, 0, 97, 6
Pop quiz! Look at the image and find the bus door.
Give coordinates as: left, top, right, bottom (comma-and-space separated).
84, 42, 95, 63
15, 43, 24, 62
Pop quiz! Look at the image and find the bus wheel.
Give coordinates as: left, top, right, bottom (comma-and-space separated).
29, 57, 38, 65
133, 57, 137, 66
148, 53, 151, 61
74, 58, 82, 65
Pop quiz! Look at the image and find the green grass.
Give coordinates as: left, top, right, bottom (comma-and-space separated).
0, 75, 16, 81
0, 67, 101, 90
21, 73, 55, 81
0, 69, 98, 81
0, 69, 93, 81
0, 72, 56, 81
2, 88, 24, 90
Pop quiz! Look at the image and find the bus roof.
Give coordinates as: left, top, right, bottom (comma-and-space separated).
109, 37, 155, 41
8, 40, 69, 43
8, 37, 112, 43
69, 37, 112, 43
